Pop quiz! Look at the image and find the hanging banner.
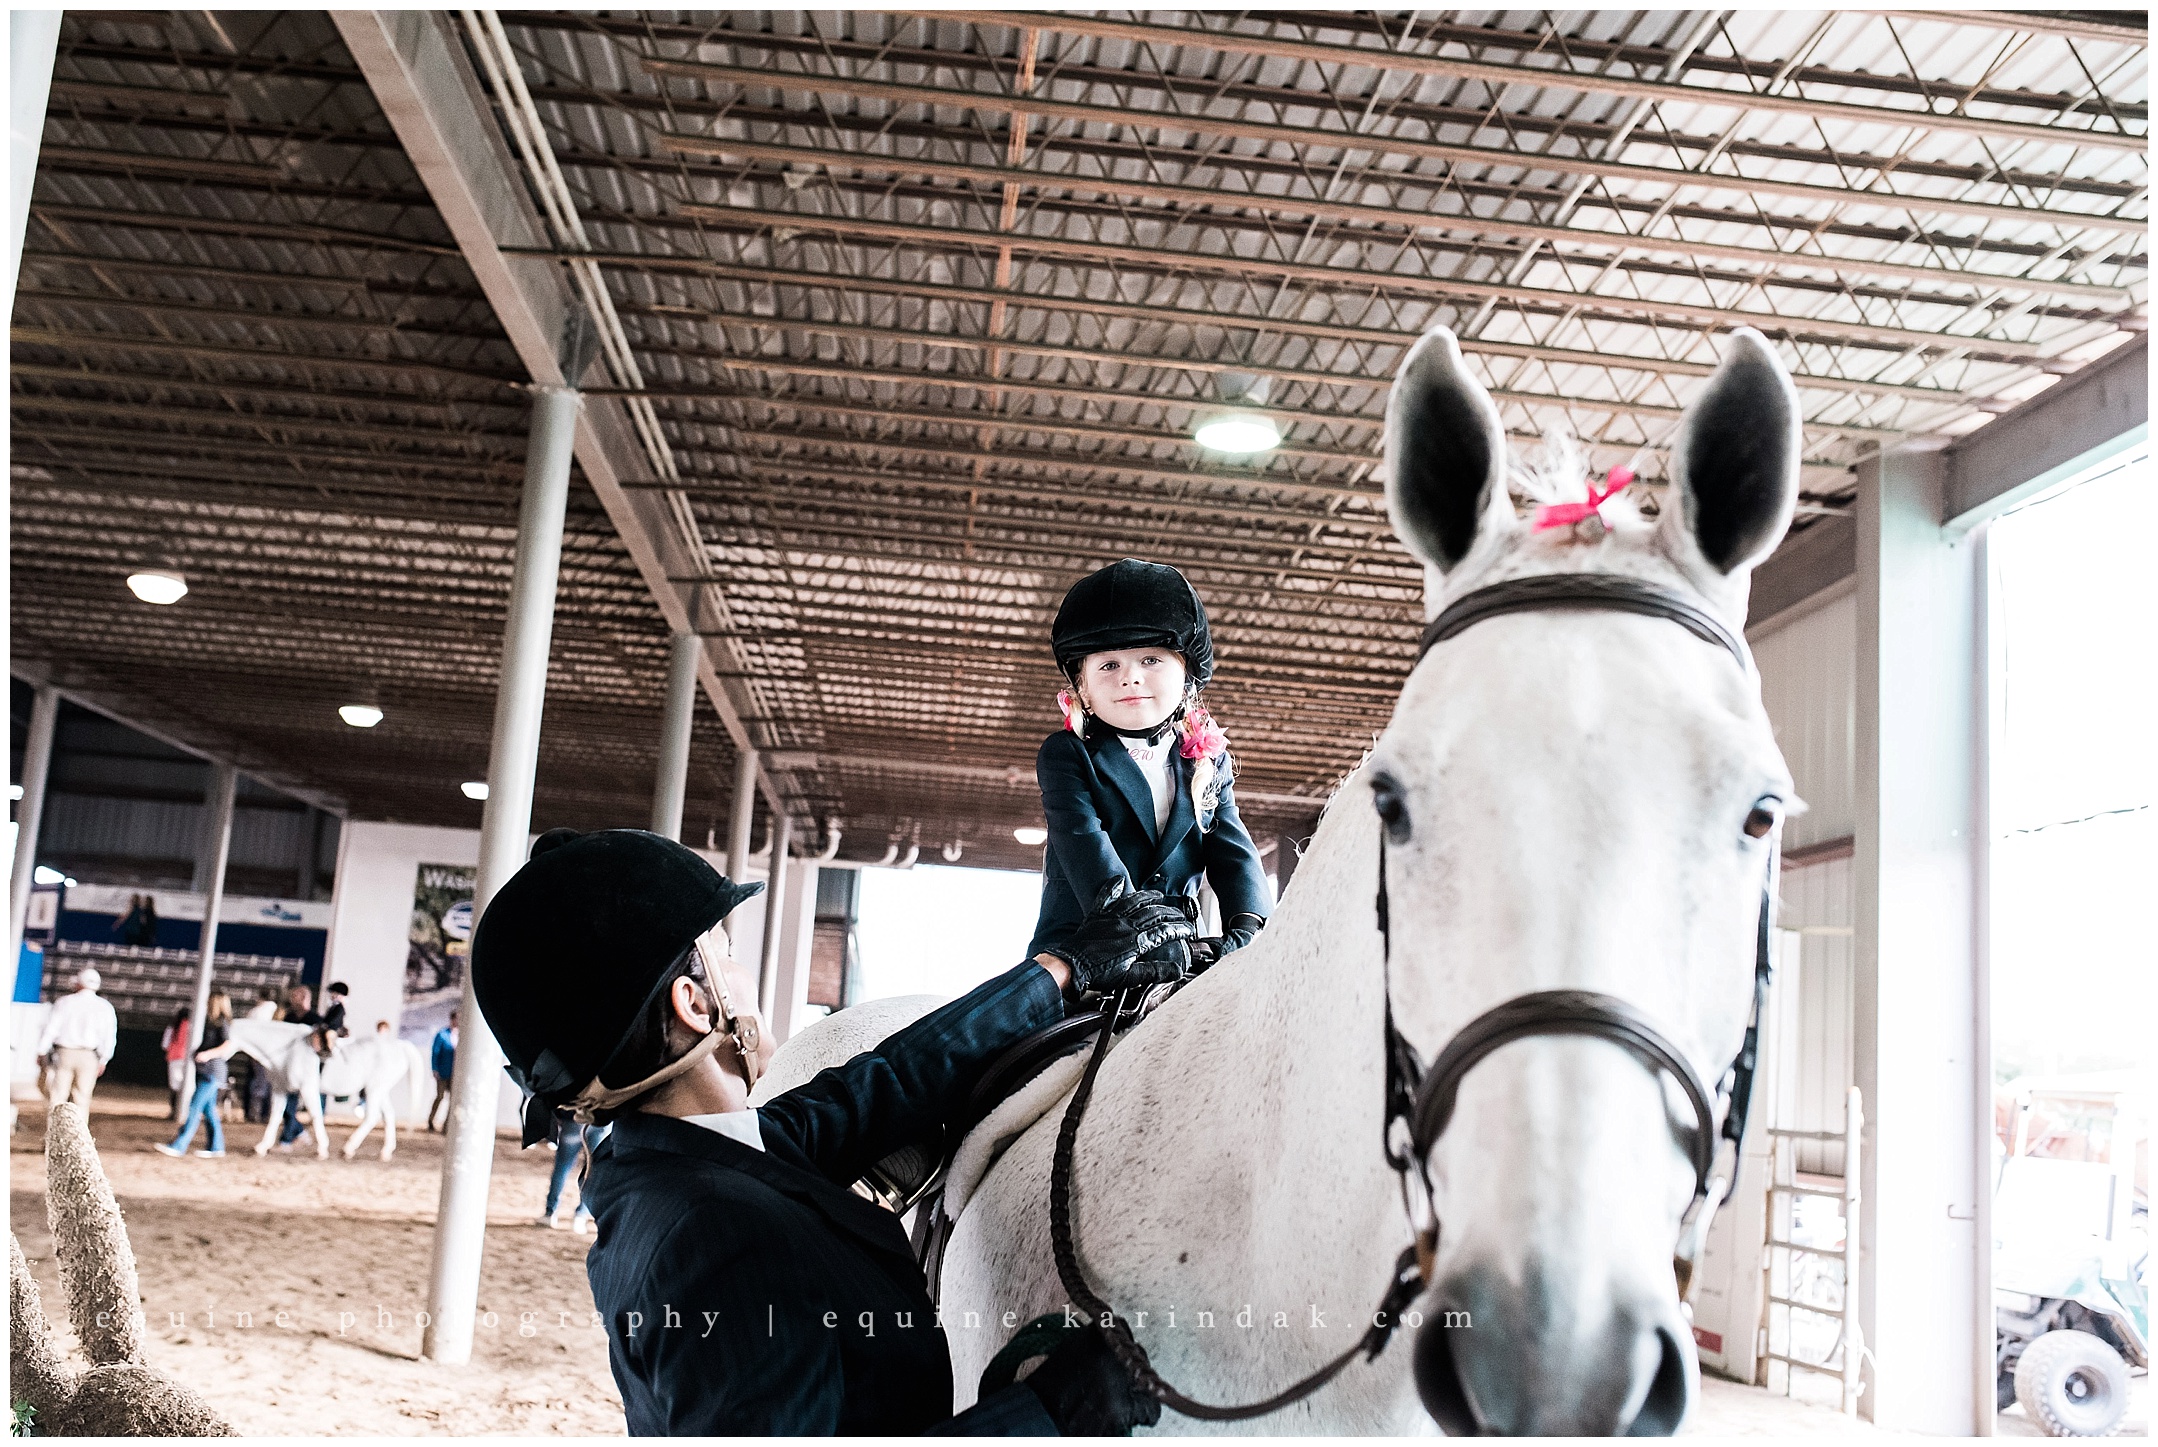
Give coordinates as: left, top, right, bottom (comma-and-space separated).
401, 863, 474, 1052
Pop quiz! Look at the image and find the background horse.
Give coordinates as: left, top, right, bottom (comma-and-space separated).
222, 1020, 429, 1160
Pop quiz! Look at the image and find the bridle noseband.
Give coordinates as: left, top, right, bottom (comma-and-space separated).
1046, 571, 1779, 1421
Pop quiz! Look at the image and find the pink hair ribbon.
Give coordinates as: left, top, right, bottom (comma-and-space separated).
1533, 466, 1634, 532
1179, 704, 1228, 760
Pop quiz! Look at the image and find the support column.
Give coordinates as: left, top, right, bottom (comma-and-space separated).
755, 812, 793, 1017
295, 807, 320, 901
7, 11, 62, 316
767, 855, 820, 1044
180, 763, 238, 1103
190, 765, 231, 894
648, 632, 700, 840
7, 683, 60, 988
424, 384, 579, 1365
722, 746, 758, 914
1852, 444, 1987, 1432
1273, 824, 1315, 902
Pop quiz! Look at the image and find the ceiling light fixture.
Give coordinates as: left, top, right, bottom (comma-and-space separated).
1013, 826, 1048, 847
125, 569, 188, 605
1193, 412, 1282, 456
338, 704, 385, 729
460, 781, 489, 801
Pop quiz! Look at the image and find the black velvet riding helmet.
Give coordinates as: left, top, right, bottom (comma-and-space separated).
469, 828, 762, 1124
1050, 558, 1215, 688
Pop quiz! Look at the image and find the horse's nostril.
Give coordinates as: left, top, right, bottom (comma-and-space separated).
1411, 1304, 1480, 1436
1624, 1325, 1696, 1437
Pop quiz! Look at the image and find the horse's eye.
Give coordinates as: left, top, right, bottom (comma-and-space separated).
1373, 776, 1411, 844
1743, 798, 1781, 840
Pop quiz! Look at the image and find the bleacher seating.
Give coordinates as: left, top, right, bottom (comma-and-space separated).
42, 941, 308, 1030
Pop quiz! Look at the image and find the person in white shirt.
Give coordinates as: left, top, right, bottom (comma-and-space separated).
38, 969, 120, 1111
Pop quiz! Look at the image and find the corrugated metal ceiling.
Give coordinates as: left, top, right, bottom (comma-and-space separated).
10, 9, 2146, 869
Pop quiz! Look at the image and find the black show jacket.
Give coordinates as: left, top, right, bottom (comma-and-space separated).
582, 960, 1064, 1436
1026, 727, 1271, 961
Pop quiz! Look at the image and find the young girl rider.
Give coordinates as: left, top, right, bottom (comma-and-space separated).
1029, 558, 1271, 975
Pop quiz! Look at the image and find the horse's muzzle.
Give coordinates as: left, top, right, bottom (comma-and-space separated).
1411, 1263, 1696, 1435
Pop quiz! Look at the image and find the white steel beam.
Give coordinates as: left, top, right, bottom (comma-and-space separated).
6, 683, 60, 989
648, 630, 700, 840
330, 9, 786, 823
426, 382, 577, 1365
179, 761, 238, 1106
1945, 337, 2148, 530
755, 811, 794, 1018
1852, 443, 1989, 1431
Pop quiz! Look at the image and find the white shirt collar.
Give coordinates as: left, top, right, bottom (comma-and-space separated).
682, 1109, 764, 1153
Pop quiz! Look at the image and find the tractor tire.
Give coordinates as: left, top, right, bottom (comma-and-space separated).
2014, 1328, 2131, 1436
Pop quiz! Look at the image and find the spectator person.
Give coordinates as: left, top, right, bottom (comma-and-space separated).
275, 983, 322, 1148
155, 992, 233, 1159
115, 893, 159, 948
355, 1019, 394, 1115
160, 1006, 193, 1120
37, 970, 120, 1114
539, 1107, 596, 1234
427, 1011, 458, 1132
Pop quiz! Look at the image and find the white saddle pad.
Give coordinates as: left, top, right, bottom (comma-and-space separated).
942, 1053, 1088, 1223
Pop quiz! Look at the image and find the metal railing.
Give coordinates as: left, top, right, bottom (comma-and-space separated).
1760, 1085, 1865, 1416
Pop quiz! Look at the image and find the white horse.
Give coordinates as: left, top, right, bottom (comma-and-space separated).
774, 326, 1802, 1434
223, 1020, 430, 1160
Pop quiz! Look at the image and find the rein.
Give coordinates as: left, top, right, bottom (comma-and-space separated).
1043, 572, 1781, 1422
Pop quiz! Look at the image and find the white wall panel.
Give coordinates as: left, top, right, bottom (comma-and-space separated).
39, 793, 201, 863
1777, 856, 1855, 1176
1752, 588, 1857, 852
39, 793, 311, 870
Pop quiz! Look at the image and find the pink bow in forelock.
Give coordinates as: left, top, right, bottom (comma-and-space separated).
1056, 690, 1085, 734
1179, 705, 1228, 760
1533, 466, 1634, 532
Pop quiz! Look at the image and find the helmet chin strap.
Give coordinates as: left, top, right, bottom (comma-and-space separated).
564, 942, 762, 1123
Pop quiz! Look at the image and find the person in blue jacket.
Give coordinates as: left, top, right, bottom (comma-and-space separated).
427, 1012, 457, 1132
1029, 558, 1272, 970
469, 826, 1194, 1436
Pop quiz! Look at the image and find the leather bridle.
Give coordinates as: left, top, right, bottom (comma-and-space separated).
1384, 572, 1776, 1303
1048, 572, 1779, 1420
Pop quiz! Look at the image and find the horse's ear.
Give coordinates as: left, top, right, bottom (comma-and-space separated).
1385, 328, 1515, 572
1660, 328, 1800, 575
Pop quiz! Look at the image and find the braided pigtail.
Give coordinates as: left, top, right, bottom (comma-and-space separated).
1179, 697, 1233, 827
1055, 687, 1089, 738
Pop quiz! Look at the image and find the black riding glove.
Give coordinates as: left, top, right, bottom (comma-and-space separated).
1021, 1324, 1162, 1436
1043, 879, 1195, 1001
1137, 906, 1267, 975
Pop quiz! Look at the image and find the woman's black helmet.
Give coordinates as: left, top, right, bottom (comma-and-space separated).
1050, 559, 1214, 688
470, 827, 761, 1137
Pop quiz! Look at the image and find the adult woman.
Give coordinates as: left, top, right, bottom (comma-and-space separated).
154, 992, 232, 1158
1029, 558, 1273, 970
470, 826, 1187, 1435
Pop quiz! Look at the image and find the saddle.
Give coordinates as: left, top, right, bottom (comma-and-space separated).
856, 978, 1188, 1287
